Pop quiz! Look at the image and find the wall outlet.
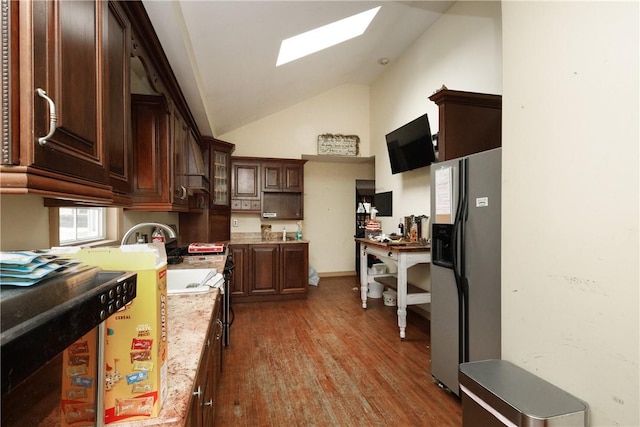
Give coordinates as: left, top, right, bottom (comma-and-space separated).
232, 219, 238, 227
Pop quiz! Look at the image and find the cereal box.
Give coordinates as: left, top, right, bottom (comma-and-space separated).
58, 244, 168, 424
60, 329, 99, 427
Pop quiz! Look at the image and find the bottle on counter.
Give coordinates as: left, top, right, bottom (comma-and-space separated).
410, 218, 418, 243
282, 227, 286, 241
152, 227, 165, 244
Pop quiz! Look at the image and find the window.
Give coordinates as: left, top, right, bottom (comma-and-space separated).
276, 6, 381, 66
58, 207, 106, 245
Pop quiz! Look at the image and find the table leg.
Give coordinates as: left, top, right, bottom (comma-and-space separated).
397, 254, 408, 339
360, 245, 368, 309
397, 306, 407, 339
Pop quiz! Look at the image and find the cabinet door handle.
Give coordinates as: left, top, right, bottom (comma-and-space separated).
192, 385, 201, 397
175, 185, 187, 200
216, 318, 223, 340
204, 399, 213, 407
35, 88, 57, 146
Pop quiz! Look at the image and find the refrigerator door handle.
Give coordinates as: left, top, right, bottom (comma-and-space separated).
451, 158, 467, 364
452, 159, 466, 285
460, 157, 471, 362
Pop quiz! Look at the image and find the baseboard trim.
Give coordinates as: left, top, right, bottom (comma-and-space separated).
318, 271, 357, 278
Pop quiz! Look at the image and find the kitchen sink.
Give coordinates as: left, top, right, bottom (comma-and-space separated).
166, 268, 223, 295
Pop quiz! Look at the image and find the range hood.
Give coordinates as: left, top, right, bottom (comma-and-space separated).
185, 136, 209, 194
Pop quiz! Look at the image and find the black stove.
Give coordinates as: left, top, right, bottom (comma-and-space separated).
166, 246, 234, 347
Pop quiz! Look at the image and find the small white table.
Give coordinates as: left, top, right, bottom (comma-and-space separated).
356, 238, 431, 339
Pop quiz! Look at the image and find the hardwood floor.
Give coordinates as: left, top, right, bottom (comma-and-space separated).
214, 276, 462, 426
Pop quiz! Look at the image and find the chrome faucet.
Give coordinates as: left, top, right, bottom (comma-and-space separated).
121, 222, 177, 245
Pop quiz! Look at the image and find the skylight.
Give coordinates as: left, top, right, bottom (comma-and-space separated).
276, 6, 381, 66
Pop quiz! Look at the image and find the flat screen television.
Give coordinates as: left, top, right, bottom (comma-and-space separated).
385, 114, 436, 174
374, 191, 392, 217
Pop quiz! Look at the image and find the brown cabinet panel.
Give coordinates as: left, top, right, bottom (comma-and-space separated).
429, 89, 502, 161
210, 296, 223, 423
262, 163, 282, 191
31, 0, 104, 182
172, 109, 189, 209
262, 161, 304, 192
105, 1, 131, 195
229, 242, 308, 302
209, 212, 231, 242
232, 161, 261, 200
283, 163, 304, 192
280, 243, 309, 295
185, 292, 221, 427
4, 1, 209, 205
231, 157, 306, 216
231, 160, 261, 212
228, 244, 248, 298
129, 94, 188, 211
2, 0, 131, 203
249, 245, 279, 296
130, 94, 170, 204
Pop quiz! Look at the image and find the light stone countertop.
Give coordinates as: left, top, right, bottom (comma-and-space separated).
113, 288, 220, 427
229, 232, 309, 245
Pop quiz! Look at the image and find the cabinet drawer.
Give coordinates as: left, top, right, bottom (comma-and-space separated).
231, 199, 260, 211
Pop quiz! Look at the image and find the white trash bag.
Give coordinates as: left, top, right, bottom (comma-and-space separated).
308, 266, 320, 286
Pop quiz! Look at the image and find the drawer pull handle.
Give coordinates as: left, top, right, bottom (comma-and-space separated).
216, 318, 223, 339
36, 88, 57, 146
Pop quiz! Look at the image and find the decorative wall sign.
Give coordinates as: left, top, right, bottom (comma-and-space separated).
317, 134, 360, 156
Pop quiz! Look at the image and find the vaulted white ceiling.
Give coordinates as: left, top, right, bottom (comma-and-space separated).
142, 1, 454, 136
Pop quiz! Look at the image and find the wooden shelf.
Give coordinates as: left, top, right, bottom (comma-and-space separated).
374, 275, 427, 296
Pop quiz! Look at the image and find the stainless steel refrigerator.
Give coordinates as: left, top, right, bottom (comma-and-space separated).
429, 148, 501, 397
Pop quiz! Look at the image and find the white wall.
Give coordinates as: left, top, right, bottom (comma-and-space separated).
0, 195, 51, 250
502, 2, 639, 425
370, 0, 502, 236
221, 84, 374, 274
221, 84, 371, 157
303, 160, 374, 273
0, 193, 179, 250
369, 1, 502, 292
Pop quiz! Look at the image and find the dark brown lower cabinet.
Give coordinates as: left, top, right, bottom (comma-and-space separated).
280, 243, 309, 296
249, 244, 280, 297
185, 292, 222, 427
228, 243, 308, 302
228, 244, 249, 299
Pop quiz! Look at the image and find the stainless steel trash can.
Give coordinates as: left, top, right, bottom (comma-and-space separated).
459, 359, 588, 427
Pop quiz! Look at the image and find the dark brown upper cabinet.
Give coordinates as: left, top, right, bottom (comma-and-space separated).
231, 157, 306, 219
2, 0, 131, 204
262, 161, 304, 192
429, 88, 502, 161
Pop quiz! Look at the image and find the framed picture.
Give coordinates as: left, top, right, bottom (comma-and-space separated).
317, 134, 359, 156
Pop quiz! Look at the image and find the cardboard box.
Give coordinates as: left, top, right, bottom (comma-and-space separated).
59, 244, 168, 424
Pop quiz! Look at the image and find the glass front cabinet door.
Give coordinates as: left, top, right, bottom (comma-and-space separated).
206, 137, 235, 210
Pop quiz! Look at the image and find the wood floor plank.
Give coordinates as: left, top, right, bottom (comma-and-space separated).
215, 276, 462, 426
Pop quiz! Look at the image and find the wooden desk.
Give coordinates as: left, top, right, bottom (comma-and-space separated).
356, 238, 431, 339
